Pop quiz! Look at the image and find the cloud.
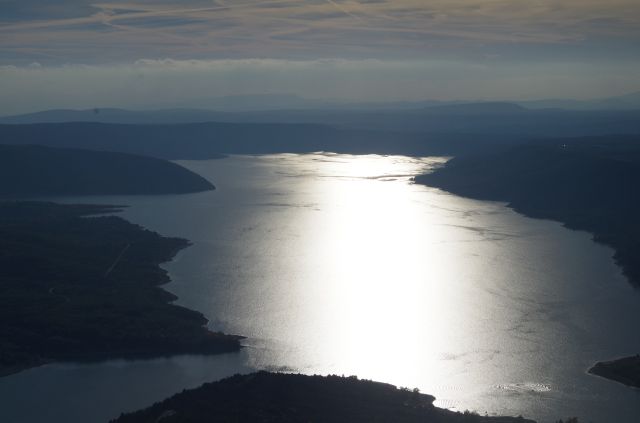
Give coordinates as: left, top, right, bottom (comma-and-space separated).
324, 0, 361, 20
0, 1, 638, 114
1, 0, 639, 64
1, 57, 639, 115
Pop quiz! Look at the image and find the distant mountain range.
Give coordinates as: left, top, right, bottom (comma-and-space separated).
152, 91, 640, 112
2, 92, 638, 125
0, 108, 231, 125
0, 101, 511, 125
0, 102, 527, 126
518, 91, 640, 111
0, 144, 215, 197
1, 93, 639, 164
0, 122, 493, 159
1, 106, 639, 161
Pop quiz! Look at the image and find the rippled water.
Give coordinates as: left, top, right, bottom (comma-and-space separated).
2, 154, 639, 423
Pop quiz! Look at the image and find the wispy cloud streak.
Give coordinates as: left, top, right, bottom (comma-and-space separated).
1, 0, 639, 64
325, 0, 361, 20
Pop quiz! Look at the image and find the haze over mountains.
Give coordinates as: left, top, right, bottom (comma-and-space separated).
0, 101, 532, 125
1, 91, 639, 125
519, 91, 640, 111
1, 100, 639, 163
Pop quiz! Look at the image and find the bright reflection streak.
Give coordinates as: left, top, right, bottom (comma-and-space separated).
223, 154, 485, 392
310, 157, 454, 383
4, 153, 640, 423
176, 153, 634, 422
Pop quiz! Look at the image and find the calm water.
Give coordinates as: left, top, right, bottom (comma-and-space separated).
2, 154, 639, 423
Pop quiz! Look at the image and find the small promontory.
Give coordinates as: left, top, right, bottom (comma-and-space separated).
589, 355, 640, 388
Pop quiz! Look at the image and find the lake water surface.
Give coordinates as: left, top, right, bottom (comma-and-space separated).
2, 154, 639, 423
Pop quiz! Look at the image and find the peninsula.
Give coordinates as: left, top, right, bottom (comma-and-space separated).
0, 144, 215, 197
589, 355, 640, 388
0, 201, 242, 377
112, 371, 535, 423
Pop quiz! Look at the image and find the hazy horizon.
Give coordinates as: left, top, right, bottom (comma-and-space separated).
2, 1, 640, 115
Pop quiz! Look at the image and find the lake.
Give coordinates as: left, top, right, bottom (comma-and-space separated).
2, 154, 639, 423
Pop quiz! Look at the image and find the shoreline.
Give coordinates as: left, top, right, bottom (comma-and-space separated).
0, 202, 243, 378
416, 175, 637, 289
588, 355, 640, 389
112, 372, 536, 423
413, 144, 640, 289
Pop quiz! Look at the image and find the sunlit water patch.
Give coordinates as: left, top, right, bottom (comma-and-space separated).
1, 154, 639, 423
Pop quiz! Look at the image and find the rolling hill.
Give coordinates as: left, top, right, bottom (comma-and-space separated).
0, 144, 215, 197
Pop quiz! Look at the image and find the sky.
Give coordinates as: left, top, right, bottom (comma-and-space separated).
1, 0, 640, 114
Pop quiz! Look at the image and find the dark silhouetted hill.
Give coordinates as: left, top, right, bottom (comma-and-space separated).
112, 371, 534, 423
0, 102, 523, 125
0, 202, 241, 377
4, 107, 640, 162
589, 355, 640, 388
519, 91, 640, 111
0, 108, 232, 125
0, 122, 514, 159
421, 102, 527, 115
0, 144, 214, 197
3, 92, 640, 126
2, 104, 639, 141
211, 106, 640, 136
416, 135, 640, 287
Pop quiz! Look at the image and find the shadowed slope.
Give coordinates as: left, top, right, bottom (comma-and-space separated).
589, 356, 640, 388
0, 202, 241, 377
0, 144, 215, 197
415, 135, 640, 287
112, 372, 534, 423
